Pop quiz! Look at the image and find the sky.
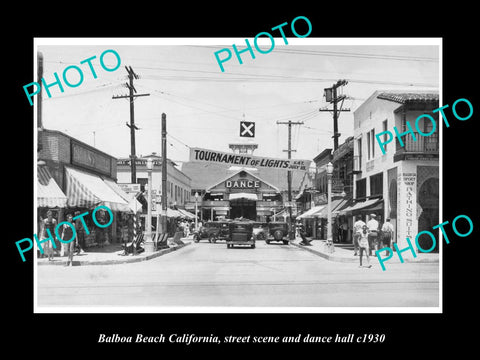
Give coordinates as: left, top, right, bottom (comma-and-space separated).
36, 38, 440, 168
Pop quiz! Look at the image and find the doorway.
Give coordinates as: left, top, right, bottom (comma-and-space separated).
230, 198, 257, 220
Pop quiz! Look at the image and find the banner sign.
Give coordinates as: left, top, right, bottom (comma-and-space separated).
189, 147, 311, 172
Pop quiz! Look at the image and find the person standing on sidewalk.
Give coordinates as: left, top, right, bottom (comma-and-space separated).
366, 214, 379, 256
353, 215, 366, 256
358, 225, 372, 268
61, 213, 77, 266
40, 210, 57, 261
381, 218, 395, 255
74, 210, 86, 254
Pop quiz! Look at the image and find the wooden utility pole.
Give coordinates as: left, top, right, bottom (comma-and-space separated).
112, 66, 150, 184
319, 79, 350, 150
160, 113, 168, 235
277, 120, 304, 239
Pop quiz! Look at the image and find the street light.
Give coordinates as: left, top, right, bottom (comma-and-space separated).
194, 192, 199, 231
144, 158, 155, 253
326, 162, 335, 253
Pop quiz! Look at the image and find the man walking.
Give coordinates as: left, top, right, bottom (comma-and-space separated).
353, 215, 366, 256
366, 214, 379, 256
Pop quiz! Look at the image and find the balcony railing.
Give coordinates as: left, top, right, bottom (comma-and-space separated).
395, 132, 439, 153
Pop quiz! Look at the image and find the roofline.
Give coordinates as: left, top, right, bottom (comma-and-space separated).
205, 168, 281, 193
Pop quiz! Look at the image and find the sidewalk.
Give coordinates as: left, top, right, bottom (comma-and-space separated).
37, 238, 192, 266
291, 237, 439, 264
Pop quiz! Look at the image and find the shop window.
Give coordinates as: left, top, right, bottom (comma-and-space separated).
356, 178, 366, 199
370, 172, 383, 196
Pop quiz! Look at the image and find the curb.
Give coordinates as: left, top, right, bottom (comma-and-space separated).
291, 242, 439, 264
291, 242, 357, 263
37, 242, 191, 266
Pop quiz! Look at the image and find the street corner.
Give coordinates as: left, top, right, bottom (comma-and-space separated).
36, 240, 192, 266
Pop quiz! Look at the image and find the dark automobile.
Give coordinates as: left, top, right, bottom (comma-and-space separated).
265, 222, 290, 245
227, 221, 255, 249
193, 221, 230, 243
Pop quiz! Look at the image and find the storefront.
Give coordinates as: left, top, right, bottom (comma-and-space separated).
190, 169, 284, 221
37, 129, 140, 247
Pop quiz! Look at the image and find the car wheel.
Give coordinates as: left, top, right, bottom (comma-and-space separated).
273, 230, 283, 241
251, 244, 256, 248
265, 240, 270, 244
283, 240, 289, 245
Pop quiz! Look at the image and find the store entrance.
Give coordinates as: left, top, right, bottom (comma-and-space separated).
230, 199, 257, 220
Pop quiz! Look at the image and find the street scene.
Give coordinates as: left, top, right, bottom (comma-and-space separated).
34, 38, 441, 312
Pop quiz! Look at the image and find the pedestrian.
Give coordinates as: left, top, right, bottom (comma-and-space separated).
358, 225, 372, 268
74, 210, 86, 254
341, 219, 348, 243
366, 213, 379, 256
298, 222, 311, 246
353, 215, 366, 256
381, 218, 395, 255
40, 210, 57, 261
61, 213, 77, 266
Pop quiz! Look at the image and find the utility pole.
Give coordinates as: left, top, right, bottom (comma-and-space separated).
112, 66, 150, 184
160, 113, 168, 237
277, 120, 304, 240
319, 79, 350, 150
37, 52, 44, 153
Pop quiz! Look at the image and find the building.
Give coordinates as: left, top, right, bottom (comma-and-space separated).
181, 146, 310, 222
37, 128, 136, 245
116, 152, 192, 211
297, 137, 355, 241
350, 90, 439, 252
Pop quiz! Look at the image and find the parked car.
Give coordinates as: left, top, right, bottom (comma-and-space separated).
266, 222, 290, 245
252, 222, 269, 240
209, 221, 231, 243
227, 220, 255, 249
193, 221, 230, 243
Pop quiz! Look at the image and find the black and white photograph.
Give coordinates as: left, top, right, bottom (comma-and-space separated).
32, 38, 441, 312
7, 7, 478, 354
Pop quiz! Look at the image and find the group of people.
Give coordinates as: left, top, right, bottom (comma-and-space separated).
353, 214, 394, 268
175, 219, 196, 237
39, 208, 112, 266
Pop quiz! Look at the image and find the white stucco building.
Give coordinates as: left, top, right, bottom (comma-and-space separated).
352, 90, 440, 252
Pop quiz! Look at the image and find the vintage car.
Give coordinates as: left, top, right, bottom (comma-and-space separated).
265, 222, 290, 245
227, 220, 255, 249
193, 221, 230, 243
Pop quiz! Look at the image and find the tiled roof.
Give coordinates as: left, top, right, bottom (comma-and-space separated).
377, 91, 439, 104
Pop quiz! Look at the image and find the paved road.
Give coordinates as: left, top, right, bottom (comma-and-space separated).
36, 241, 439, 310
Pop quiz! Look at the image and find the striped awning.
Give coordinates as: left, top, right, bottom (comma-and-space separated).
65, 166, 130, 211
103, 178, 143, 213
37, 166, 67, 208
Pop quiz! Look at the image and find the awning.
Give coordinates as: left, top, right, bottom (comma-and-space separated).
37, 166, 67, 208
229, 192, 258, 201
103, 178, 142, 213
297, 205, 327, 219
337, 198, 383, 215
152, 208, 184, 218
65, 166, 130, 212
314, 199, 348, 218
177, 208, 196, 219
